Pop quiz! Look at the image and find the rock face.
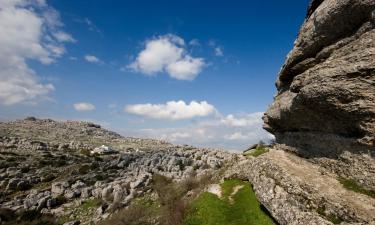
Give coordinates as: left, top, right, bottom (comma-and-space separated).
230, 1, 375, 224
263, 0, 375, 188
226, 149, 375, 225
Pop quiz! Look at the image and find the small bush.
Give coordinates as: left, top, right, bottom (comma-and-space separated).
244, 146, 269, 157
78, 164, 91, 174
0, 208, 57, 225
152, 174, 192, 225
94, 173, 105, 181
20, 166, 30, 173
317, 205, 342, 224
55, 195, 67, 205
338, 177, 375, 198
80, 149, 91, 156
101, 203, 155, 225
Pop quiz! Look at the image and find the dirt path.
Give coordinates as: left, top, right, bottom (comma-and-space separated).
207, 184, 222, 198
228, 185, 244, 203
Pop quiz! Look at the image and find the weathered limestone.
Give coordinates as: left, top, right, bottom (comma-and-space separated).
263, 0, 375, 189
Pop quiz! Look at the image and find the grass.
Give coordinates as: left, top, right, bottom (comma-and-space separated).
184, 179, 276, 225
100, 195, 161, 225
58, 198, 103, 224
338, 177, 375, 198
244, 146, 269, 158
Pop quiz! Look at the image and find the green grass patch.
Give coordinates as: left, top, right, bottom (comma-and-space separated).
184, 179, 276, 225
338, 177, 375, 198
244, 147, 269, 158
58, 198, 103, 224
80, 198, 103, 211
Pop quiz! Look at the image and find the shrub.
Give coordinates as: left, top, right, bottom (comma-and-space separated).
80, 149, 91, 156
94, 173, 105, 181
0, 208, 57, 225
78, 164, 91, 174
152, 174, 190, 225
244, 146, 269, 158
100, 203, 155, 225
338, 177, 375, 198
20, 166, 30, 173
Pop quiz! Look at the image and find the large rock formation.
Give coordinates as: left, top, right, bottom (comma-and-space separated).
224, 1, 375, 224
263, 0, 375, 189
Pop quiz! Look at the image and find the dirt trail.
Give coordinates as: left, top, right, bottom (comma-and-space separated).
228, 185, 244, 203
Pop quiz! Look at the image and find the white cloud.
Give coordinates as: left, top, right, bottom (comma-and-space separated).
166, 56, 204, 80
0, 0, 72, 105
73, 102, 95, 111
53, 31, 76, 43
189, 39, 200, 46
129, 34, 205, 80
225, 132, 248, 140
119, 112, 274, 151
221, 112, 264, 127
84, 55, 101, 63
124, 100, 216, 120
214, 47, 224, 56
209, 40, 224, 57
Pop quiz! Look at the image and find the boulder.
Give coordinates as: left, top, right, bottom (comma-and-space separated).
51, 181, 69, 196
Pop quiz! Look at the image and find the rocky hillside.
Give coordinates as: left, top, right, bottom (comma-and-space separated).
0, 118, 237, 224
227, 0, 375, 224
0, 117, 171, 151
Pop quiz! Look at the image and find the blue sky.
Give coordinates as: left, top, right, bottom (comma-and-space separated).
0, 0, 309, 150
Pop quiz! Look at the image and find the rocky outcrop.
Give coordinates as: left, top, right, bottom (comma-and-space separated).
226, 149, 375, 225
0, 118, 237, 224
263, 0, 375, 189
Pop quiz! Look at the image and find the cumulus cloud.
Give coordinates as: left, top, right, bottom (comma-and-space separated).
225, 132, 249, 140
84, 55, 101, 63
166, 56, 204, 80
129, 34, 205, 80
124, 100, 216, 120
120, 112, 274, 151
221, 112, 264, 127
73, 102, 95, 111
0, 0, 73, 105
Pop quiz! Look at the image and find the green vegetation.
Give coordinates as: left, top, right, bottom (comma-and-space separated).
317, 205, 342, 224
58, 198, 102, 224
101, 173, 216, 225
244, 146, 269, 158
100, 195, 160, 225
338, 177, 375, 198
184, 179, 275, 225
0, 208, 57, 225
80, 198, 103, 211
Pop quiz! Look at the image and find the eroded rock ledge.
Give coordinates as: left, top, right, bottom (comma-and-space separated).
263, 0, 375, 189
226, 148, 375, 225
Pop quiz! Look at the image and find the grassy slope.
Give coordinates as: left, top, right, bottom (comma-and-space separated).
184, 179, 275, 225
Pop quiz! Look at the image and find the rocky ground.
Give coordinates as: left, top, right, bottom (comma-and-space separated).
0, 118, 238, 224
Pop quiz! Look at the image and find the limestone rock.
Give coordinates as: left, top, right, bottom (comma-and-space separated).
263, 0, 375, 189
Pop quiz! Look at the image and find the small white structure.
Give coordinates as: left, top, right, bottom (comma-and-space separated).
90, 145, 118, 155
